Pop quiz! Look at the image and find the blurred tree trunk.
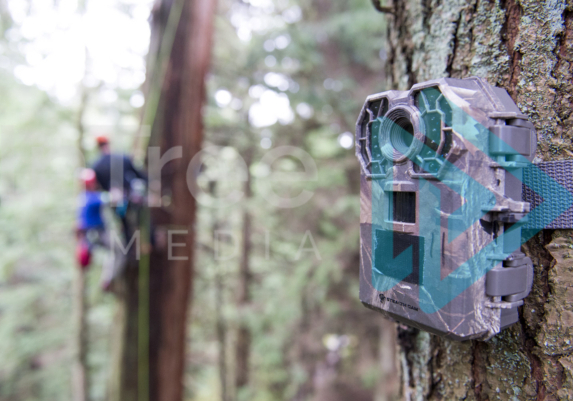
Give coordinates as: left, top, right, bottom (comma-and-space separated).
73, 75, 90, 401
216, 269, 229, 401
210, 180, 229, 401
384, 0, 573, 399
147, 0, 216, 399
235, 150, 253, 393
109, 0, 216, 400
72, 268, 89, 401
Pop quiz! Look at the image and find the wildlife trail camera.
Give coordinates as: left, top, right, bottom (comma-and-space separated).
356, 77, 573, 341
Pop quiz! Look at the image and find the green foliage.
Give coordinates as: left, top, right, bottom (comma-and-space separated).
0, 0, 392, 398
0, 1, 149, 399
0, 65, 76, 400
191, 0, 388, 399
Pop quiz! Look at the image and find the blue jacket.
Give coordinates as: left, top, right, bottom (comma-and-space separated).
78, 191, 104, 230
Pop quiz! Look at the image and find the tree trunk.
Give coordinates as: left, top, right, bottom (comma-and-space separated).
216, 265, 229, 401
383, 0, 573, 399
235, 151, 253, 393
108, 259, 140, 401
210, 180, 229, 401
72, 268, 89, 401
147, 0, 215, 399
73, 72, 90, 401
109, 0, 216, 400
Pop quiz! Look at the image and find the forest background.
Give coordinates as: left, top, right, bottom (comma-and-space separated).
0, 0, 398, 400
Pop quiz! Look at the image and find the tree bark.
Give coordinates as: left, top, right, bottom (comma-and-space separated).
147, 0, 215, 399
109, 0, 216, 400
383, 0, 573, 399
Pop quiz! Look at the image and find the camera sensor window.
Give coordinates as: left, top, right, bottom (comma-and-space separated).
391, 192, 416, 223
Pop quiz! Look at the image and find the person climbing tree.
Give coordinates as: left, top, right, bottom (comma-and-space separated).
75, 167, 124, 290
92, 134, 147, 243
92, 134, 147, 193
75, 168, 106, 269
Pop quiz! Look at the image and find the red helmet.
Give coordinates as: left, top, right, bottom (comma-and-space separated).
80, 168, 97, 191
95, 134, 109, 146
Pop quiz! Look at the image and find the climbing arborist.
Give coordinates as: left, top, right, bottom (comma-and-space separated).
91, 134, 147, 242
92, 134, 147, 195
75, 167, 125, 291
75, 168, 106, 269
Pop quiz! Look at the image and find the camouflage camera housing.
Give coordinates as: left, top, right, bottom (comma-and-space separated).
356, 77, 537, 341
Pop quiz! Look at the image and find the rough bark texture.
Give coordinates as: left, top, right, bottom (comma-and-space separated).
384, 0, 573, 399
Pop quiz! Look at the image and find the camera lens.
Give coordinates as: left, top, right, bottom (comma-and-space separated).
390, 118, 414, 155
378, 106, 423, 163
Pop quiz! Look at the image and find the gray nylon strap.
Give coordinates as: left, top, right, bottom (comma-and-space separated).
522, 160, 573, 229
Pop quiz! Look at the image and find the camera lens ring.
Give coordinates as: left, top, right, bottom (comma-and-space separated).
378, 106, 425, 163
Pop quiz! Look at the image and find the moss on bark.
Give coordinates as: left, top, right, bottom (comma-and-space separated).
384, 0, 573, 399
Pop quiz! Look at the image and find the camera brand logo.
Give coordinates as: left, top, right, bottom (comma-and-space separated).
379, 293, 419, 311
